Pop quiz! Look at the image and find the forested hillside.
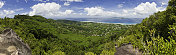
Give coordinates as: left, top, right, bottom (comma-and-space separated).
0, 15, 131, 55
0, 0, 175, 55
115, 0, 176, 54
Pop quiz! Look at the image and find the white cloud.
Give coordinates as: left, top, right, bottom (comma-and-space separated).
123, 9, 128, 13
62, 0, 83, 6
117, 4, 123, 8
64, 2, 70, 6
0, 10, 15, 18
21, 12, 28, 15
0, 8, 25, 18
24, 0, 28, 3
29, 2, 73, 18
84, 7, 120, 17
33, 0, 50, 2
84, 7, 104, 16
15, 8, 24, 11
3, 10, 15, 15
161, 2, 168, 6
122, 2, 166, 18
135, 2, 165, 15
134, 2, 158, 15
0, 1, 4, 8
86, 2, 167, 18
64, 10, 73, 15
61, 0, 83, 2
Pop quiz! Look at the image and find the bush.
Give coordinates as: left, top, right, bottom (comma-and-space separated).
100, 50, 115, 55
52, 51, 65, 55
145, 36, 176, 55
85, 52, 96, 55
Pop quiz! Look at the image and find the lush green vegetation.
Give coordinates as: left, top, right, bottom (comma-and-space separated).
0, 15, 131, 55
115, 0, 176, 54
0, 0, 175, 55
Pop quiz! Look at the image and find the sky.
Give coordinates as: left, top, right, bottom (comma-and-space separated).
0, 0, 169, 19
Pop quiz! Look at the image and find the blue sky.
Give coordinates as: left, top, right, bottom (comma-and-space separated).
0, 0, 169, 19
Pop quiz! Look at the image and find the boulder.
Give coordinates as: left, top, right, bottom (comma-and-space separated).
0, 29, 31, 55
114, 44, 142, 55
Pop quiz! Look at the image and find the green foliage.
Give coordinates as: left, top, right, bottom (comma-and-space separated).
1, 0, 174, 54
169, 23, 176, 39
145, 36, 176, 55
100, 50, 115, 55
85, 52, 96, 55
116, 0, 176, 54
0, 15, 130, 55
0, 25, 5, 34
52, 51, 66, 55
167, 0, 176, 15
104, 42, 116, 52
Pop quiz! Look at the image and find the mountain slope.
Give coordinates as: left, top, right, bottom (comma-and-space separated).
0, 15, 131, 55
115, 0, 176, 54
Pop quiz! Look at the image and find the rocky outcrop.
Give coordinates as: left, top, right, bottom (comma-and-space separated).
0, 29, 31, 55
115, 44, 142, 55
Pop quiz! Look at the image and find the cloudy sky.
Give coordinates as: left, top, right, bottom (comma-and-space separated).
0, 0, 169, 19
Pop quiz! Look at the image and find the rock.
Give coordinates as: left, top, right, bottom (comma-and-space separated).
114, 44, 142, 55
0, 29, 31, 55
7, 46, 17, 52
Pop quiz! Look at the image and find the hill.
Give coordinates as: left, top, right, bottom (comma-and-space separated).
0, 0, 175, 55
115, 0, 176, 54
0, 15, 131, 55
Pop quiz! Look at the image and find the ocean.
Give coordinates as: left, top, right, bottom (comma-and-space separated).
58, 18, 145, 25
